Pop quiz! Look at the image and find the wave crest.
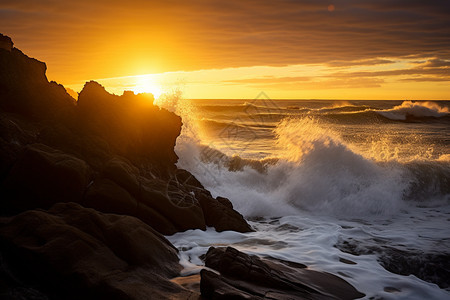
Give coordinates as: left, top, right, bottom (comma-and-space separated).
377, 100, 449, 121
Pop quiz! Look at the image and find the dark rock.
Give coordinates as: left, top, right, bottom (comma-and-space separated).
380, 250, 450, 290
335, 237, 450, 289
197, 193, 253, 233
0, 39, 75, 122
0, 34, 13, 51
201, 247, 365, 300
140, 178, 206, 234
0, 202, 195, 299
83, 178, 138, 216
1, 143, 91, 213
80, 156, 207, 235
102, 156, 141, 197
77, 81, 181, 169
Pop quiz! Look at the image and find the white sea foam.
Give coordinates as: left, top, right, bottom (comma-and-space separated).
377, 100, 449, 120
168, 97, 450, 299
176, 116, 449, 218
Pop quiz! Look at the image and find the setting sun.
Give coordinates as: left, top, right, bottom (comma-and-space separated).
131, 75, 163, 99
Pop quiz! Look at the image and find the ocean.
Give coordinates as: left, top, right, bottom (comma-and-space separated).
162, 97, 450, 299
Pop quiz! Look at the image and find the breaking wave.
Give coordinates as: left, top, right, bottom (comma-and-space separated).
376, 100, 450, 121
176, 116, 450, 218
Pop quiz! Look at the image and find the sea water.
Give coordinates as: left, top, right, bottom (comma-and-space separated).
163, 98, 450, 299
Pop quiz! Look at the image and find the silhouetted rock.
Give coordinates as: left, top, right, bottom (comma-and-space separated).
77, 81, 181, 169
0, 34, 13, 51
201, 247, 365, 300
0, 202, 196, 299
1, 143, 91, 213
0, 38, 75, 121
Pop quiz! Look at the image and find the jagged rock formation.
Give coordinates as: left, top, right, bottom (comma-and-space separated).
0, 37, 75, 121
0, 33, 251, 298
0, 34, 251, 235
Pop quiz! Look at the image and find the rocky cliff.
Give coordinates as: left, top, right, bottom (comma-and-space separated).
0, 33, 251, 299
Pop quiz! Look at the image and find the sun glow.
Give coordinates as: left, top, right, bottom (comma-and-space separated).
132, 75, 164, 99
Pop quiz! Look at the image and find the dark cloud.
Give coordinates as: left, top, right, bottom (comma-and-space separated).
1, 0, 449, 82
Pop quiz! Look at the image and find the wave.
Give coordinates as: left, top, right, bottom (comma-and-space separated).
318, 104, 450, 124
176, 117, 450, 218
198, 101, 450, 127
376, 101, 450, 121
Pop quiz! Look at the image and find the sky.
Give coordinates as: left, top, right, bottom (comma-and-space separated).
1, 0, 450, 99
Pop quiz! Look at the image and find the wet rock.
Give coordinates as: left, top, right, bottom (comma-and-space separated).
197, 193, 253, 233
336, 237, 450, 289
201, 247, 365, 300
140, 178, 206, 234
0, 202, 194, 299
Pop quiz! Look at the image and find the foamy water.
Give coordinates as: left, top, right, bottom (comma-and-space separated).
162, 98, 450, 299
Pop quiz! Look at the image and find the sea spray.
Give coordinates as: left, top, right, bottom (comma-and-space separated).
169, 99, 450, 299
175, 109, 449, 218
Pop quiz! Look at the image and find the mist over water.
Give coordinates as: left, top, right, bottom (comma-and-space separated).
163, 97, 450, 299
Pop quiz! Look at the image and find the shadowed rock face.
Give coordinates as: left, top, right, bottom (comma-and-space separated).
77, 81, 181, 168
0, 203, 197, 299
201, 247, 365, 300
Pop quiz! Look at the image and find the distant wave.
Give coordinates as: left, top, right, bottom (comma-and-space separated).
318, 102, 450, 123
376, 101, 450, 121
198, 101, 450, 126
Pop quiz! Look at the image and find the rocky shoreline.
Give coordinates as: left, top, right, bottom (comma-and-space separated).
0, 33, 364, 299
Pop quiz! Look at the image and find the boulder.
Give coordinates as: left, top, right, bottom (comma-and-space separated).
1, 143, 91, 213
140, 178, 206, 234
196, 193, 253, 233
201, 247, 365, 300
83, 178, 138, 217
0, 202, 196, 299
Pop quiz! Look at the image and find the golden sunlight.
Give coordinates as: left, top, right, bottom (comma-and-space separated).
132, 75, 163, 99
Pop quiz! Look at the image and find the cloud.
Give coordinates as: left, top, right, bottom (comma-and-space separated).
1, 0, 449, 85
